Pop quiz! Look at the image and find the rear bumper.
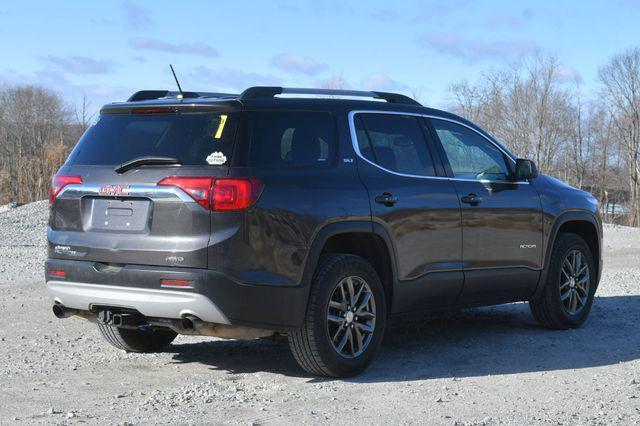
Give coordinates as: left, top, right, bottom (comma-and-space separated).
47, 281, 230, 324
45, 259, 311, 331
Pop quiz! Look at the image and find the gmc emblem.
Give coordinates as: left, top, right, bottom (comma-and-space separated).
98, 185, 131, 196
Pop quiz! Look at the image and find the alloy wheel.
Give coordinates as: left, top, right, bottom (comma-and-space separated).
560, 249, 590, 315
326, 276, 376, 358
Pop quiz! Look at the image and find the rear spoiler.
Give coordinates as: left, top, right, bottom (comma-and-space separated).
127, 90, 239, 102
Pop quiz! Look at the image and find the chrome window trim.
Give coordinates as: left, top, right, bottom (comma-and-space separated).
58, 184, 195, 202
347, 110, 530, 185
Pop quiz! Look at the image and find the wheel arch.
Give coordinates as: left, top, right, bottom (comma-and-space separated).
533, 211, 602, 300
301, 221, 397, 310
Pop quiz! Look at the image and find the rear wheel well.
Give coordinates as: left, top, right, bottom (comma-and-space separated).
556, 220, 600, 276
320, 232, 393, 308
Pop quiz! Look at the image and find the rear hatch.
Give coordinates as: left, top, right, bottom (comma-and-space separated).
48, 103, 240, 269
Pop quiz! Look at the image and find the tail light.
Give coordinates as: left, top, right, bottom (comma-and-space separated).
157, 176, 214, 209
157, 176, 263, 211
49, 174, 83, 204
212, 178, 264, 211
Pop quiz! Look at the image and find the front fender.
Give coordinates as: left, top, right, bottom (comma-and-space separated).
532, 210, 602, 300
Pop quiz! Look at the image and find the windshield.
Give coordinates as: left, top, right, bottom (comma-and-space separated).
66, 112, 238, 166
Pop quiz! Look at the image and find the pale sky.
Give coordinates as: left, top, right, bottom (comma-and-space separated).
1, 0, 637, 115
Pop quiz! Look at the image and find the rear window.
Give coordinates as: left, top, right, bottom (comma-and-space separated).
66, 112, 238, 166
247, 111, 336, 167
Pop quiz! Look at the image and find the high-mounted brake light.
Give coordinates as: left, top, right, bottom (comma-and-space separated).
157, 176, 263, 211
131, 108, 176, 114
49, 174, 83, 204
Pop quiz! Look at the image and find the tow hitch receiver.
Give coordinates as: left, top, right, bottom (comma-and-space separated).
97, 310, 113, 325
97, 310, 145, 328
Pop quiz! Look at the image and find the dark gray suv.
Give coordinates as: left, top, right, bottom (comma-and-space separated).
47, 87, 602, 377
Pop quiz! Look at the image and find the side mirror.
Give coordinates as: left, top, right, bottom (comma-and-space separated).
514, 159, 538, 180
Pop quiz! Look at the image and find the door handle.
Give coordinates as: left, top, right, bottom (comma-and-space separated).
375, 192, 398, 207
461, 193, 482, 205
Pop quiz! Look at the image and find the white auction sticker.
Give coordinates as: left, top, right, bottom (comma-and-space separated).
206, 152, 227, 165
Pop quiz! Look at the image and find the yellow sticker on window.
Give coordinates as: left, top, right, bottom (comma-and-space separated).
214, 115, 228, 139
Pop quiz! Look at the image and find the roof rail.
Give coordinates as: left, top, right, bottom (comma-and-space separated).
127, 90, 239, 102
239, 86, 421, 106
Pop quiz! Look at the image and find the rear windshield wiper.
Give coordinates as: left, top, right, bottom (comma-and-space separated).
115, 156, 182, 174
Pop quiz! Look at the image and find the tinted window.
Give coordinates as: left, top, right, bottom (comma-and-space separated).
431, 119, 510, 181
248, 111, 335, 167
67, 112, 237, 166
355, 113, 435, 176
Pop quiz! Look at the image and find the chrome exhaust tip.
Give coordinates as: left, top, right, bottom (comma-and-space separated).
180, 315, 202, 331
52, 304, 77, 319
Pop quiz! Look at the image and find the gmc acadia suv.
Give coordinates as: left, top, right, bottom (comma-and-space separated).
46, 87, 602, 377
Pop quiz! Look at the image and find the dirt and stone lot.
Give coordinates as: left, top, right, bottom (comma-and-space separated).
0, 201, 639, 424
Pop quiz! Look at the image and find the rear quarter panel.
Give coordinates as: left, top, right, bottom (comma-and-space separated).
210, 109, 371, 287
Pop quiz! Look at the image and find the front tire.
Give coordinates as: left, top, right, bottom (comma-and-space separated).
98, 324, 177, 353
288, 254, 387, 377
530, 233, 596, 329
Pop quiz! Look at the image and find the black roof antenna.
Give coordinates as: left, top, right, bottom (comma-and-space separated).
169, 64, 184, 99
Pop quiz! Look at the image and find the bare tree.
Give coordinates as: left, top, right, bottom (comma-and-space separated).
447, 53, 575, 178
0, 85, 77, 204
75, 92, 95, 132
599, 48, 640, 226
583, 103, 626, 222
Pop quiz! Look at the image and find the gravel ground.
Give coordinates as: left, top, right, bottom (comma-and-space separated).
0, 202, 639, 425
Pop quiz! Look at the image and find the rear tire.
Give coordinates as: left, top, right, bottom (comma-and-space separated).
529, 233, 596, 329
288, 254, 387, 377
98, 324, 177, 353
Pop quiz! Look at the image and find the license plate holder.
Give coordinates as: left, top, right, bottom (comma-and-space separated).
88, 198, 151, 232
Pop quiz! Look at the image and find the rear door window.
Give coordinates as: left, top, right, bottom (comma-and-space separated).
247, 111, 336, 167
66, 112, 237, 166
355, 113, 436, 176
